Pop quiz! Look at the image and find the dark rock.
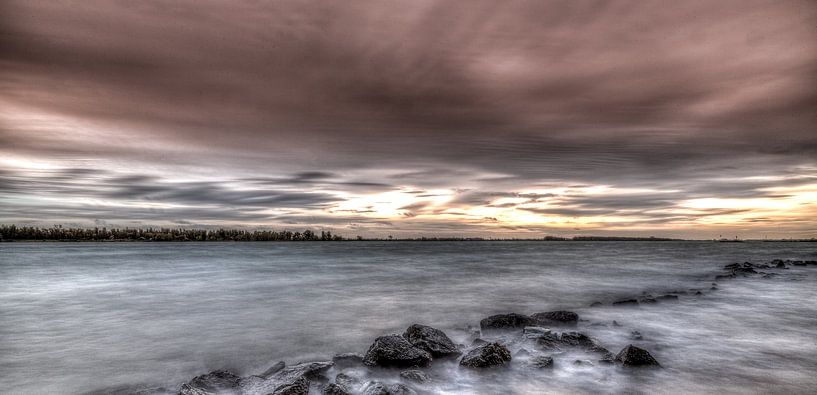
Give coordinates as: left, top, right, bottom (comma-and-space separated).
592, 346, 615, 364
695, 291, 703, 295
363, 335, 432, 368
179, 370, 240, 395
334, 373, 359, 391
471, 338, 488, 347
535, 336, 562, 351
715, 274, 735, 280
530, 311, 579, 325
656, 295, 679, 301
724, 263, 742, 269
589, 322, 608, 327
640, 297, 657, 304
590, 301, 603, 307
332, 353, 364, 366
630, 330, 643, 340
323, 383, 351, 395
774, 260, 787, 268
403, 324, 460, 357
612, 320, 622, 327
387, 383, 417, 395
792, 260, 806, 266
400, 369, 428, 383
459, 342, 512, 368
529, 355, 554, 368
361, 382, 389, 395
559, 332, 595, 347
480, 313, 534, 330
615, 344, 661, 367
523, 326, 551, 338
612, 299, 639, 306
239, 361, 333, 395
573, 359, 593, 366
261, 361, 286, 378
710, 286, 718, 290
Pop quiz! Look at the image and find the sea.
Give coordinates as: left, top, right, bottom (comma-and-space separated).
1, 241, 816, 394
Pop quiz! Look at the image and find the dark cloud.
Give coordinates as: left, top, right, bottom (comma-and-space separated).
1, 0, 816, 236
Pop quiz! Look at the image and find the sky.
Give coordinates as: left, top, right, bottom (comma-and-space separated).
1, 0, 816, 238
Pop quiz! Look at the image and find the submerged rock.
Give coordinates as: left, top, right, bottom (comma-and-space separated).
239, 361, 333, 395
529, 355, 554, 368
615, 345, 661, 367
387, 383, 417, 395
630, 331, 643, 340
559, 332, 595, 347
332, 353, 363, 366
179, 370, 240, 395
656, 294, 679, 301
260, 361, 286, 378
590, 301, 603, 307
523, 326, 552, 338
399, 369, 428, 383
363, 335, 432, 368
612, 299, 639, 306
403, 324, 460, 357
530, 311, 579, 325
459, 342, 512, 368
480, 313, 534, 330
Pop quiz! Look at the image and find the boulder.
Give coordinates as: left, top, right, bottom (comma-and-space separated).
480, 313, 534, 330
529, 355, 554, 368
614, 344, 661, 367
530, 311, 579, 325
459, 342, 512, 368
559, 332, 595, 347
322, 383, 350, 395
179, 370, 240, 395
403, 324, 460, 357
399, 369, 428, 383
239, 361, 333, 395
363, 335, 432, 368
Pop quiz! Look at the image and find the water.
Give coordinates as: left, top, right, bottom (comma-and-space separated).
1, 241, 816, 394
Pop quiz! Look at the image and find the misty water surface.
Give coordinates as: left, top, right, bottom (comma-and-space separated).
1, 241, 816, 394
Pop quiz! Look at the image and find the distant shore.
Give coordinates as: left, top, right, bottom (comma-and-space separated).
1, 225, 815, 243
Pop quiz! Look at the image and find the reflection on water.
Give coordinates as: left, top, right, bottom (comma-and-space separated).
1, 241, 816, 394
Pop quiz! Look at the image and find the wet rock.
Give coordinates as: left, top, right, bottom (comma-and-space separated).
715, 274, 735, 280
332, 353, 364, 366
559, 332, 595, 347
260, 361, 286, 377
593, 346, 615, 364
530, 311, 579, 325
695, 291, 703, 295
710, 286, 718, 290
361, 382, 389, 395
322, 383, 350, 395
459, 342, 512, 368
399, 369, 428, 383
573, 359, 593, 366
480, 313, 534, 330
590, 301, 603, 307
630, 330, 643, 340
334, 373, 359, 391
179, 370, 240, 395
471, 338, 488, 347
774, 260, 787, 269
239, 361, 334, 395
612, 320, 622, 327
656, 294, 679, 301
535, 336, 562, 351
514, 348, 531, 357
615, 344, 661, 367
523, 326, 551, 338
363, 335, 432, 368
791, 260, 806, 266
529, 355, 554, 368
403, 324, 460, 357
612, 299, 639, 306
640, 297, 657, 304
724, 263, 741, 270
387, 383, 417, 395
589, 322, 608, 327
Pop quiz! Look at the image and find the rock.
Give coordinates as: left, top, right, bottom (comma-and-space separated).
612, 320, 622, 327
480, 313, 534, 330
260, 361, 286, 378
630, 330, 643, 340
656, 294, 679, 301
792, 260, 806, 266
774, 260, 787, 268
399, 369, 428, 383
523, 326, 551, 338
334, 373, 359, 391
529, 355, 554, 368
530, 311, 579, 325
559, 332, 595, 347
573, 359, 593, 366
592, 346, 615, 364
403, 324, 460, 357
459, 342, 512, 368
612, 299, 639, 306
323, 383, 350, 395
695, 291, 703, 295
615, 344, 661, 367
724, 263, 741, 269
590, 301, 603, 307
179, 370, 240, 395
640, 297, 657, 304
387, 383, 417, 395
361, 382, 389, 395
535, 336, 562, 351
332, 353, 364, 366
514, 348, 531, 357
471, 338, 488, 346
715, 274, 735, 280
363, 335, 432, 368
239, 361, 333, 395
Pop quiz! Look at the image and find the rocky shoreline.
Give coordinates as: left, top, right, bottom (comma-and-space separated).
123, 258, 816, 395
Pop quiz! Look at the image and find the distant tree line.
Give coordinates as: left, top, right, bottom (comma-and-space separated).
0, 225, 343, 242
